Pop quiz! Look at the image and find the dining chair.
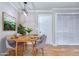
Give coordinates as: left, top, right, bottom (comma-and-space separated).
6, 38, 16, 56
35, 35, 47, 56
6, 36, 24, 56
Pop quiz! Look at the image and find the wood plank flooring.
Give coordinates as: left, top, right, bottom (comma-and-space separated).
24, 44, 79, 56
44, 44, 79, 56
8, 44, 79, 56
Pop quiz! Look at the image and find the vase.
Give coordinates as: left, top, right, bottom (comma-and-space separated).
27, 33, 30, 36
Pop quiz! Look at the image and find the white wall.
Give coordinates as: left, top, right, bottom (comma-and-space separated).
0, 2, 19, 53
26, 12, 38, 34
19, 12, 38, 34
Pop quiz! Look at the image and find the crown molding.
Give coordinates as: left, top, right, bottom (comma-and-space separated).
28, 10, 52, 12
52, 8, 79, 10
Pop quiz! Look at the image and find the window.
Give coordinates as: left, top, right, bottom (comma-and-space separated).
56, 13, 79, 45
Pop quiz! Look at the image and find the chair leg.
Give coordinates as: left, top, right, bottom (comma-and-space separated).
41, 48, 44, 56
35, 48, 38, 55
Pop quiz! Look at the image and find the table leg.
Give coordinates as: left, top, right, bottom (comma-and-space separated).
32, 41, 36, 56
16, 42, 18, 56
24, 42, 26, 54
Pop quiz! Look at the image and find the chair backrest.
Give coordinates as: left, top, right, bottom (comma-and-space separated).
6, 39, 16, 49
36, 35, 47, 48
41, 35, 47, 44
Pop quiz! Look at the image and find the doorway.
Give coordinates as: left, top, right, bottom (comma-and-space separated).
38, 14, 53, 44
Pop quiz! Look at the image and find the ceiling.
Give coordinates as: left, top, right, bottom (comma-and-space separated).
10, 2, 79, 11
33, 2, 79, 10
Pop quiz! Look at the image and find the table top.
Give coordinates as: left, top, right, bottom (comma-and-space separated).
13, 35, 39, 42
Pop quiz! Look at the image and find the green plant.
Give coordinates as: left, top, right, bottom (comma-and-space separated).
26, 27, 32, 34
17, 24, 26, 35
4, 13, 16, 31
4, 18, 16, 30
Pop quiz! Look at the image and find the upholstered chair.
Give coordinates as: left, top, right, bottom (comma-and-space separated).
35, 35, 47, 55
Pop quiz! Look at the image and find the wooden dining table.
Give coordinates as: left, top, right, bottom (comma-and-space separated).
12, 35, 38, 56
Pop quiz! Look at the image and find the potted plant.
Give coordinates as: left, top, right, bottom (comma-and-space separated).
26, 27, 32, 35
17, 24, 26, 35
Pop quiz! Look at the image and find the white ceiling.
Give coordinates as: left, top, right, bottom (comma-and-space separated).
9, 2, 79, 11
33, 2, 79, 10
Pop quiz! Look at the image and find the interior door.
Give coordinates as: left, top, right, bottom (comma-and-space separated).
38, 14, 53, 44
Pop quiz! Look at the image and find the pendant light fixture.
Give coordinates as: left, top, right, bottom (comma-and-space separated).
23, 2, 28, 16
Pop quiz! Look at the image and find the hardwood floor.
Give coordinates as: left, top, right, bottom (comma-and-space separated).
24, 44, 79, 56
8, 44, 79, 56
44, 44, 79, 56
